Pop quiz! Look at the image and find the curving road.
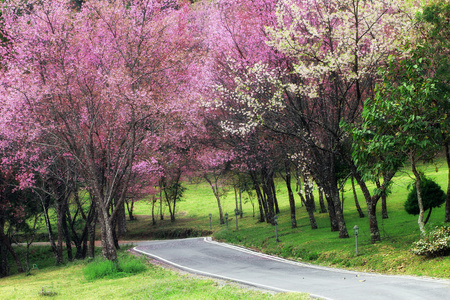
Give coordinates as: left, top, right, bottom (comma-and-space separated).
133, 238, 450, 300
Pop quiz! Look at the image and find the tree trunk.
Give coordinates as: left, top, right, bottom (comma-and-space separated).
284, 161, 297, 228
39, 194, 60, 263
125, 199, 135, 221
116, 200, 127, 237
325, 193, 339, 231
411, 155, 426, 235
88, 209, 97, 259
318, 188, 327, 213
261, 168, 275, 224
204, 174, 224, 225
159, 185, 164, 221
239, 189, 243, 218
424, 207, 432, 225
375, 177, 389, 219
445, 141, 450, 223
351, 175, 364, 218
53, 199, 65, 265
151, 194, 157, 225
0, 224, 23, 273
0, 233, 7, 278
270, 174, 280, 214
62, 202, 73, 261
250, 172, 266, 222
96, 196, 117, 261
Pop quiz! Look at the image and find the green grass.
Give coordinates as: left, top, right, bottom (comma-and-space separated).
0, 247, 308, 300
83, 253, 147, 281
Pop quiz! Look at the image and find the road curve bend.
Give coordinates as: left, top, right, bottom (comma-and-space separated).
133, 238, 450, 300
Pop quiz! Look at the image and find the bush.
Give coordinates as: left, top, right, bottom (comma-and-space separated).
83, 255, 146, 281
411, 226, 450, 257
404, 177, 446, 224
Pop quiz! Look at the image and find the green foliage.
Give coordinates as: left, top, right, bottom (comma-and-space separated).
404, 176, 446, 215
411, 226, 450, 257
83, 255, 146, 281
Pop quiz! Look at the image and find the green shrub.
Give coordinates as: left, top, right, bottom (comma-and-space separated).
83, 255, 146, 281
411, 226, 450, 257
404, 177, 446, 224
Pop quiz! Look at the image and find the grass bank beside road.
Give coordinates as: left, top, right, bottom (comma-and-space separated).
0, 246, 308, 300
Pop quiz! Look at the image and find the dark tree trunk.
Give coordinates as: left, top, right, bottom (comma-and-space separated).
261, 168, 275, 224
324, 192, 338, 231
424, 207, 432, 225
250, 171, 266, 222
116, 200, 127, 237
0, 218, 10, 277
125, 199, 135, 221
351, 175, 364, 218
284, 161, 297, 228
88, 209, 97, 259
62, 202, 73, 261
298, 174, 318, 230
0, 224, 23, 274
151, 195, 157, 225
445, 141, 450, 223
318, 188, 327, 213
55, 200, 65, 265
375, 178, 389, 219
0, 234, 7, 278
270, 174, 280, 214
159, 185, 164, 221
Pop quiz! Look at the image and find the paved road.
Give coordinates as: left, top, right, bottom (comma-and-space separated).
133, 238, 450, 300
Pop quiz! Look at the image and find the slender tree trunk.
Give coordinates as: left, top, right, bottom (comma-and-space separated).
318, 188, 327, 213
351, 175, 365, 218
55, 201, 65, 265
424, 207, 432, 225
116, 199, 127, 237
151, 194, 157, 225
125, 199, 135, 221
250, 172, 266, 222
0, 228, 7, 277
159, 185, 164, 220
261, 168, 275, 224
270, 174, 280, 214
204, 174, 224, 224
445, 141, 450, 223
411, 155, 426, 235
284, 161, 297, 228
239, 189, 243, 218
62, 202, 73, 261
88, 209, 97, 259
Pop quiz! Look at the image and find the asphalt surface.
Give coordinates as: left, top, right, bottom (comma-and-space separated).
133, 237, 450, 300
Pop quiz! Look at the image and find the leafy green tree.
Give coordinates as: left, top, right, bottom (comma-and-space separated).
355, 49, 443, 235
405, 176, 446, 225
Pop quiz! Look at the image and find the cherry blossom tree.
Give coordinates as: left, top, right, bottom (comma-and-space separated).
0, 0, 195, 260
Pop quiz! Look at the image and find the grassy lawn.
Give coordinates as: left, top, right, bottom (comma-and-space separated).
0, 247, 308, 300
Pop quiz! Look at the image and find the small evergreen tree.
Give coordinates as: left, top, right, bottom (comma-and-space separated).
405, 177, 446, 224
